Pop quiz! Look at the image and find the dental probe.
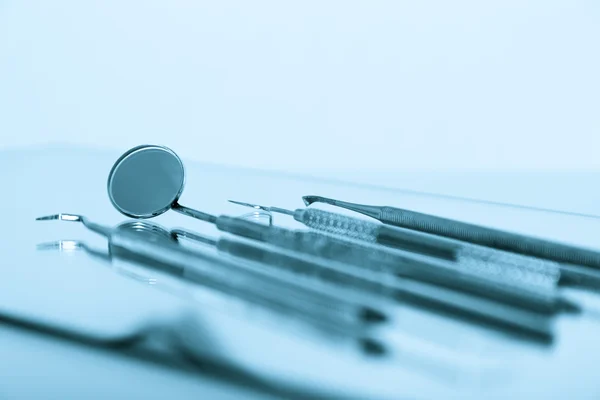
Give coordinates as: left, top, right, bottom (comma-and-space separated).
228, 201, 560, 288
303, 195, 600, 272
225, 203, 579, 308
230, 201, 600, 292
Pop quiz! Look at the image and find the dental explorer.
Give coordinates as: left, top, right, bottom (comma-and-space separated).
167, 227, 556, 340
230, 201, 600, 292
35, 214, 390, 341
303, 195, 600, 272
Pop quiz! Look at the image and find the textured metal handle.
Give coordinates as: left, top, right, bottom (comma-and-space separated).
297, 209, 557, 290
380, 206, 600, 270
297, 209, 459, 260
297, 209, 379, 242
457, 246, 560, 289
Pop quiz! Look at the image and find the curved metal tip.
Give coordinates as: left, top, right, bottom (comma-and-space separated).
35, 213, 111, 237
302, 195, 330, 206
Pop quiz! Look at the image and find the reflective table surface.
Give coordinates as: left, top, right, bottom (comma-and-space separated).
1, 145, 600, 399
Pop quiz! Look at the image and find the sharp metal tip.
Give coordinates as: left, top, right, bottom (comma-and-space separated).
229, 200, 295, 216
36, 215, 59, 221
228, 200, 261, 209
36, 241, 61, 250
36, 213, 83, 222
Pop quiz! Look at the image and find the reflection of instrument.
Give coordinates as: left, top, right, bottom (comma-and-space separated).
35, 214, 388, 353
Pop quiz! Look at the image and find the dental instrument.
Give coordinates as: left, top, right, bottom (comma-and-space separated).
228, 202, 461, 261
228, 201, 557, 288
303, 195, 600, 271
173, 214, 571, 315
35, 214, 389, 346
107, 144, 221, 222
167, 228, 556, 340
230, 201, 600, 292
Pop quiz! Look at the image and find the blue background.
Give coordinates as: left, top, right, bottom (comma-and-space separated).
1, 1, 599, 172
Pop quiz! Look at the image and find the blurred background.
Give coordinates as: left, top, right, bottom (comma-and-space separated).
1, 1, 598, 175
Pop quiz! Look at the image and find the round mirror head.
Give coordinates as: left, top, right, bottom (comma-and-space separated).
107, 145, 185, 218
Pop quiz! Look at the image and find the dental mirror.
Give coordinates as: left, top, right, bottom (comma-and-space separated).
107, 145, 216, 222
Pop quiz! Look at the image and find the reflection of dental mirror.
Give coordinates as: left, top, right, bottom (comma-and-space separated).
107, 145, 216, 222
114, 220, 177, 243
240, 210, 273, 226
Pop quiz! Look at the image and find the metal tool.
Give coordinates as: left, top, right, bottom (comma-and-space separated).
301, 195, 600, 272
225, 203, 578, 316
229, 200, 461, 261
35, 214, 389, 348
230, 201, 600, 292
228, 200, 561, 288
170, 227, 569, 312
168, 227, 556, 340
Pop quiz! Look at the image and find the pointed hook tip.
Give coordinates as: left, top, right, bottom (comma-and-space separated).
228, 200, 263, 209
302, 195, 320, 206
228, 199, 250, 206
